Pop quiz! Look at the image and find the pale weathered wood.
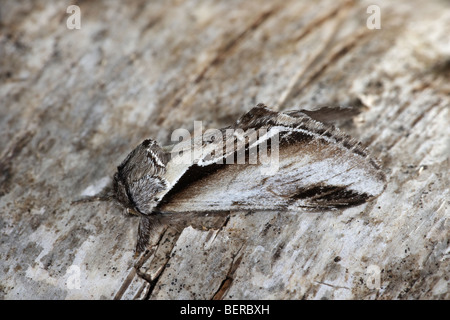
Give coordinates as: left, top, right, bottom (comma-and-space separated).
0, 0, 448, 299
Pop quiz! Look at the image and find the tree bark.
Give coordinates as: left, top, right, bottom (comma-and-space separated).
0, 0, 448, 299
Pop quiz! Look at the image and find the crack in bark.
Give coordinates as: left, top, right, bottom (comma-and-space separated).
275, 1, 357, 109
143, 261, 168, 300
139, 228, 182, 300
287, 29, 371, 105
113, 267, 137, 300
212, 244, 245, 300
114, 227, 168, 300
293, 0, 355, 43
209, 214, 231, 245
157, 4, 282, 126
114, 246, 159, 299
192, 6, 281, 85
315, 281, 351, 290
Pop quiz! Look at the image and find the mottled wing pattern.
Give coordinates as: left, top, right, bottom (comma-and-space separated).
157, 104, 385, 212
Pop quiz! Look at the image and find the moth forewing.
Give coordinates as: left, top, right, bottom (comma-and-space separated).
156, 105, 385, 212
157, 132, 384, 212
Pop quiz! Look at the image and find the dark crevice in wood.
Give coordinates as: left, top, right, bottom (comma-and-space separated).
156, 4, 282, 125
294, 0, 355, 43
193, 6, 281, 85
114, 228, 170, 300
142, 229, 182, 300
113, 268, 137, 300
290, 30, 371, 100
276, 1, 357, 108
212, 244, 245, 300
209, 214, 231, 245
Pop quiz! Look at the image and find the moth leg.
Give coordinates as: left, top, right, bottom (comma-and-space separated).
136, 215, 154, 254
123, 207, 140, 217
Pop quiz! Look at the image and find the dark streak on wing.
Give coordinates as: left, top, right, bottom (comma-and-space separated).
156, 163, 224, 211
287, 184, 370, 208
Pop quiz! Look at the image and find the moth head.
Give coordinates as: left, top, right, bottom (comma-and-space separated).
112, 139, 170, 215
72, 139, 169, 215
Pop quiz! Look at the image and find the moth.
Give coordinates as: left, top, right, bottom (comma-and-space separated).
75, 104, 385, 253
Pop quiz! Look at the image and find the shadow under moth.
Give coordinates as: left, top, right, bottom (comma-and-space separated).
75, 104, 386, 253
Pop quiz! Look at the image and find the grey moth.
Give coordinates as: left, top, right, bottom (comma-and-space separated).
76, 104, 386, 253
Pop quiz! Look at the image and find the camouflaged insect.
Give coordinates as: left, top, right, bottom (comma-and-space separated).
75, 104, 385, 253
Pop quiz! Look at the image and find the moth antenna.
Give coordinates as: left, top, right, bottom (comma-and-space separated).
161, 143, 177, 153
71, 186, 115, 205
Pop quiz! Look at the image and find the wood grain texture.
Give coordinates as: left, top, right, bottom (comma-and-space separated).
0, 0, 448, 299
